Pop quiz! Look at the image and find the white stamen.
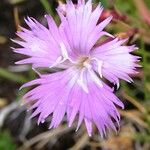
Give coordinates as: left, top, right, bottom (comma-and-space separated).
60, 42, 69, 59
77, 68, 89, 93
116, 82, 120, 90
49, 42, 75, 68
49, 42, 75, 69
83, 61, 92, 69
88, 69, 103, 87
60, 42, 75, 63
49, 56, 63, 68
91, 57, 103, 78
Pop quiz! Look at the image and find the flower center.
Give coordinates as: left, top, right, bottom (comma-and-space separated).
76, 56, 91, 69
49, 43, 104, 93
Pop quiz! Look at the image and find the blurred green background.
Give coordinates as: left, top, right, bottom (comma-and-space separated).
0, 0, 150, 149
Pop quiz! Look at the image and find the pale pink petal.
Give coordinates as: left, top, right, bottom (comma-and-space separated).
57, 1, 111, 55
91, 38, 140, 85
22, 68, 123, 137
13, 17, 63, 68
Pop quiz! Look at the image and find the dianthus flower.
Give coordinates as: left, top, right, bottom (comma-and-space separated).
12, 0, 139, 137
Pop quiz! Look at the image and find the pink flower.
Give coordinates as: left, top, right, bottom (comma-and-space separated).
13, 0, 139, 137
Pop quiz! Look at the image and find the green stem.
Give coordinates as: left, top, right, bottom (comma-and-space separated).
0, 68, 27, 84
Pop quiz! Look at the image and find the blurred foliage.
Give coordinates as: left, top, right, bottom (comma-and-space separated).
0, 68, 27, 84
39, 0, 55, 16
0, 131, 17, 150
